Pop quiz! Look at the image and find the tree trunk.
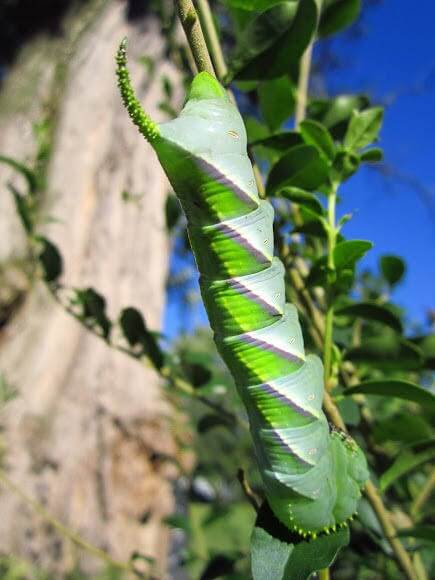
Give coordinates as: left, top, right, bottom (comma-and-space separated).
0, 2, 179, 577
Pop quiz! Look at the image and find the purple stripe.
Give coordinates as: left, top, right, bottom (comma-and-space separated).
196, 157, 258, 207
229, 279, 281, 316
259, 383, 315, 419
217, 223, 270, 264
269, 430, 312, 468
241, 334, 304, 365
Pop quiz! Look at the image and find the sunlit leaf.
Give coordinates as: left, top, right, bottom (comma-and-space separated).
344, 380, 435, 411
380, 439, 435, 491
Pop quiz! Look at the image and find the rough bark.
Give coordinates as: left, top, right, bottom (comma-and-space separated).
0, 2, 179, 577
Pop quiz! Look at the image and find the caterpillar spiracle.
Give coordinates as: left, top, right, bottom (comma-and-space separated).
116, 40, 369, 538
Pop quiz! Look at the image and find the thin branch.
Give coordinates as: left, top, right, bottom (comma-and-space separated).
176, 0, 215, 76
195, 0, 228, 80
237, 468, 261, 512
0, 469, 143, 577
295, 43, 314, 125
411, 468, 435, 519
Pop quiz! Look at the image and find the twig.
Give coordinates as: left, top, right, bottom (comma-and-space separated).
295, 43, 314, 126
411, 468, 435, 519
195, 0, 227, 80
176, 0, 215, 76
237, 468, 261, 512
0, 468, 142, 577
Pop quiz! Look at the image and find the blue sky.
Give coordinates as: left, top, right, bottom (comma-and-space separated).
164, 0, 435, 338
327, 0, 435, 329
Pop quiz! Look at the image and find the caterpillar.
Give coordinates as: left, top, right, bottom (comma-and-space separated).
116, 40, 369, 538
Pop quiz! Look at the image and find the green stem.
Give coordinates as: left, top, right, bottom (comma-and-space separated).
323, 187, 337, 388
0, 468, 141, 576
176, 0, 215, 76
319, 568, 330, 580
196, 0, 228, 80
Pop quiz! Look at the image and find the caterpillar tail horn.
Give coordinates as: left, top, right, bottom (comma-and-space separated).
116, 38, 160, 143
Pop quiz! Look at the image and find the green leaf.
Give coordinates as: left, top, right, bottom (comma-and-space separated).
0, 154, 38, 194
344, 380, 435, 411
380, 439, 435, 491
200, 555, 236, 580
258, 76, 295, 131
411, 334, 435, 369
250, 131, 302, 152
223, 0, 284, 10
396, 526, 435, 543
251, 526, 293, 580
279, 187, 324, 214
335, 302, 402, 333
74, 287, 112, 340
229, 0, 318, 81
299, 119, 336, 161
37, 237, 63, 282
334, 240, 373, 269
184, 362, 212, 388
198, 414, 231, 433
344, 107, 384, 150
346, 336, 423, 371
165, 194, 181, 232
308, 95, 370, 139
251, 503, 349, 580
380, 254, 406, 286
360, 147, 383, 163
267, 145, 329, 193
293, 219, 328, 239
373, 414, 432, 445
8, 183, 33, 234
119, 307, 164, 370
318, 0, 361, 37
332, 149, 360, 181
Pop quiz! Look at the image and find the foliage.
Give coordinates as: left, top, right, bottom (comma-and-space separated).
1, 0, 434, 579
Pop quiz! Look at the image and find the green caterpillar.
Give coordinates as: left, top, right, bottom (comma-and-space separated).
116, 40, 368, 538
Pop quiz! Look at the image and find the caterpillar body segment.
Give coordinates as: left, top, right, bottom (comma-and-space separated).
117, 44, 369, 537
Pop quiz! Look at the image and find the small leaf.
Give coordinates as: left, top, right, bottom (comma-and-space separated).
198, 414, 231, 433
344, 380, 435, 411
0, 154, 38, 194
333, 240, 373, 269
346, 337, 423, 371
360, 147, 383, 163
344, 107, 384, 150
380, 254, 406, 286
200, 555, 236, 580
396, 526, 435, 543
308, 95, 370, 139
9, 183, 33, 234
184, 362, 212, 388
251, 502, 349, 580
223, 0, 284, 9
335, 302, 402, 333
163, 514, 191, 532
318, 0, 361, 37
229, 0, 318, 81
299, 119, 335, 161
267, 145, 329, 193
380, 439, 435, 491
250, 131, 302, 152
332, 149, 360, 181
37, 237, 63, 282
119, 307, 164, 369
411, 334, 435, 369
279, 187, 324, 214
373, 414, 432, 445
259, 76, 295, 131
74, 287, 112, 339
165, 194, 181, 232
